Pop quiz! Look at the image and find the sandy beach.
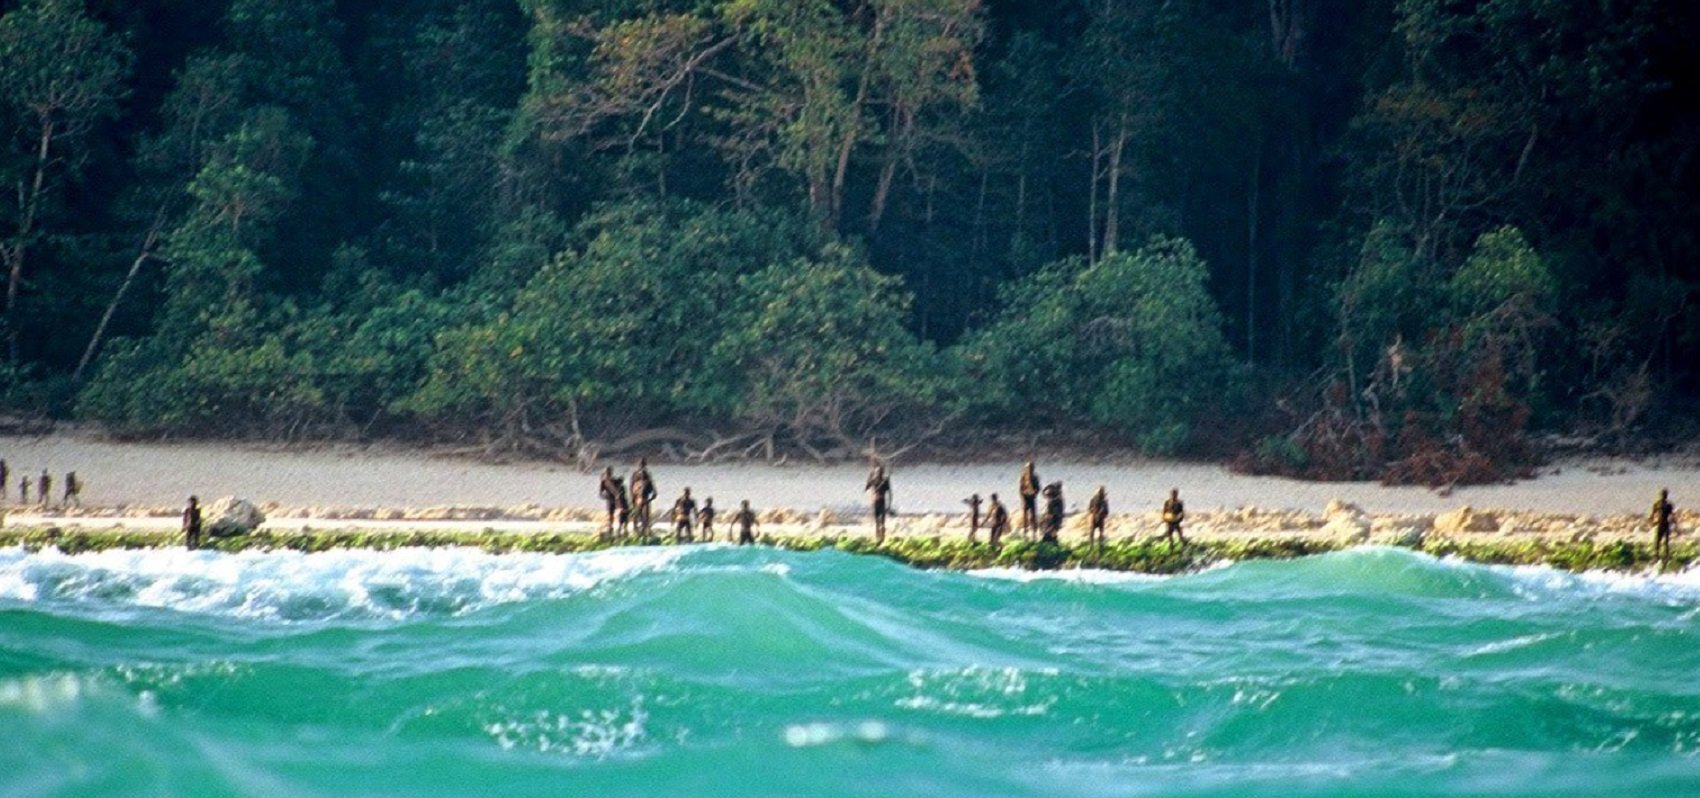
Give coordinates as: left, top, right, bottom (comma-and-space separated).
0, 430, 1693, 545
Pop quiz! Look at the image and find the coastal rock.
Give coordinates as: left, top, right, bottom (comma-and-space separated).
1370, 527, 1425, 547
1324, 498, 1365, 522
1321, 516, 1371, 543
1320, 498, 1371, 542
205, 497, 266, 537
815, 508, 839, 530
1434, 506, 1498, 535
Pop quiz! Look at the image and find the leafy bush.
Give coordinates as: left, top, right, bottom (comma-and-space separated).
960, 236, 1236, 452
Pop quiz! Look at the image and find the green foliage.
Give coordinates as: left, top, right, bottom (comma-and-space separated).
1336, 221, 1437, 377
965, 236, 1236, 452
716, 245, 949, 448
404, 200, 852, 442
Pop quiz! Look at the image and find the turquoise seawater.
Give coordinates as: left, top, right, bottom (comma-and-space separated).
2, 544, 1698, 796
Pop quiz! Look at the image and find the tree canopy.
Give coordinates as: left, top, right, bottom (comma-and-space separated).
1, 0, 1696, 477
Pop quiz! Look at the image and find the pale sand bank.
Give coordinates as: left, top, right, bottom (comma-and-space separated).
1, 431, 1694, 544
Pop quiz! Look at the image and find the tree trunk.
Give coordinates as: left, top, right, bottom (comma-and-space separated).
830, 12, 884, 231
1088, 124, 1102, 263
4, 118, 56, 362
867, 108, 911, 234
1102, 114, 1128, 257
74, 224, 162, 382
1246, 142, 1263, 364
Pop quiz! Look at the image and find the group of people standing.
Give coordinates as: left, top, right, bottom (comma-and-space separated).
597, 459, 760, 544
947, 461, 1187, 549
597, 457, 1195, 549
0, 459, 81, 508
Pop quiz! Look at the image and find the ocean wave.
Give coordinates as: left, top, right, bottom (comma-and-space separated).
0, 545, 685, 622
964, 567, 1174, 585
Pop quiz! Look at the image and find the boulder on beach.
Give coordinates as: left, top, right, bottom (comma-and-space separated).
205, 497, 266, 537
1321, 498, 1371, 541
1434, 506, 1498, 535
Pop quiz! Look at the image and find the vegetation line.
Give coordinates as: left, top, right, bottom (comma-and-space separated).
1, 528, 1692, 576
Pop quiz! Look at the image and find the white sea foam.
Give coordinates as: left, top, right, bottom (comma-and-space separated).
782, 719, 897, 748
483, 697, 650, 758
964, 567, 1171, 585
895, 665, 1060, 719
0, 545, 685, 622
1494, 560, 1700, 602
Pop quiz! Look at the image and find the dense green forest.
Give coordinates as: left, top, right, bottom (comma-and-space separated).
1, 0, 1696, 481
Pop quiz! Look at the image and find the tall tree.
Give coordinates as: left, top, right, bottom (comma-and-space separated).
0, 0, 131, 360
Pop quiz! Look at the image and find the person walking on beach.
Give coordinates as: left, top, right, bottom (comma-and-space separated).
699, 498, 716, 542
1019, 460, 1041, 539
986, 494, 1009, 548
37, 471, 50, 509
17, 476, 28, 505
1161, 488, 1187, 548
964, 493, 983, 543
0, 459, 8, 500
866, 462, 893, 543
1040, 481, 1064, 543
672, 488, 697, 543
63, 472, 81, 508
630, 459, 657, 536
1087, 485, 1109, 548
734, 500, 758, 545
183, 496, 203, 550
598, 467, 621, 533
1651, 488, 1676, 563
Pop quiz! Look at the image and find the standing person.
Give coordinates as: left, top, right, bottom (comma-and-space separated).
63, 472, 81, 508
986, 494, 1009, 549
963, 493, 983, 543
1019, 460, 1041, 540
866, 463, 893, 543
734, 500, 758, 546
0, 458, 8, 500
17, 476, 28, 505
630, 459, 657, 537
613, 476, 632, 537
37, 471, 50, 509
1040, 481, 1065, 543
598, 467, 621, 534
183, 496, 203, 550
1087, 485, 1109, 548
1161, 488, 1187, 548
698, 498, 717, 542
672, 488, 697, 543
1651, 488, 1676, 563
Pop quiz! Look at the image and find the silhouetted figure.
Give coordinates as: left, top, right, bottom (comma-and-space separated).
963, 493, 983, 543
37, 471, 50, 509
630, 459, 657, 536
1162, 488, 1187, 548
17, 477, 28, 505
986, 494, 1009, 548
183, 496, 203, 550
63, 472, 81, 507
1019, 460, 1041, 539
612, 476, 632, 536
698, 498, 716, 542
1087, 485, 1109, 547
1040, 481, 1064, 543
597, 467, 621, 533
1652, 488, 1676, 563
866, 463, 893, 543
0, 459, 8, 500
672, 488, 697, 543
734, 500, 758, 545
